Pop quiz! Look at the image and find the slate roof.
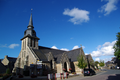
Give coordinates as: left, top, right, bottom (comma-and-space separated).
33, 46, 66, 63
32, 46, 83, 63
7, 57, 17, 62
65, 48, 81, 62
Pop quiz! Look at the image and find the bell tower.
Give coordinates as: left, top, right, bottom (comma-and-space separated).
21, 13, 40, 50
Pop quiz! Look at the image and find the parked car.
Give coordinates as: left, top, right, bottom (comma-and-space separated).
84, 69, 96, 76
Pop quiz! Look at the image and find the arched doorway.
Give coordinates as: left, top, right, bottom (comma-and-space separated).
50, 60, 53, 69
64, 62, 67, 72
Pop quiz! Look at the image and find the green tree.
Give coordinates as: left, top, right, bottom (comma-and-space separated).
6, 68, 10, 74
95, 61, 99, 69
113, 32, 120, 59
77, 55, 87, 69
99, 60, 104, 67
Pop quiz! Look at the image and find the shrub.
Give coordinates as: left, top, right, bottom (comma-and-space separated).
6, 68, 10, 74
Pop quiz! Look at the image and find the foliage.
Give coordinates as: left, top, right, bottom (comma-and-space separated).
99, 60, 105, 67
6, 68, 10, 74
113, 32, 120, 60
95, 61, 99, 64
89, 60, 95, 66
95, 61, 99, 69
77, 55, 87, 69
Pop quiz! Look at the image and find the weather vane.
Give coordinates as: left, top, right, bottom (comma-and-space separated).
31, 8, 33, 13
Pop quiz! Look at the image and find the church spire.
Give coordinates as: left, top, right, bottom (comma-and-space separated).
27, 12, 34, 29
28, 13, 33, 26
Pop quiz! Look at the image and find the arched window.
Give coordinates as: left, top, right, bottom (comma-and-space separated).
50, 60, 53, 69
24, 51, 26, 57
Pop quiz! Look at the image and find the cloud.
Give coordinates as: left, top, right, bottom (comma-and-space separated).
85, 53, 89, 55
91, 40, 116, 57
51, 46, 58, 49
8, 44, 19, 49
91, 50, 102, 57
95, 58, 100, 61
98, 0, 119, 16
72, 45, 79, 50
60, 48, 69, 51
63, 8, 90, 24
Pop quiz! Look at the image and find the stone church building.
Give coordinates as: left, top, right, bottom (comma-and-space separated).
13, 13, 94, 76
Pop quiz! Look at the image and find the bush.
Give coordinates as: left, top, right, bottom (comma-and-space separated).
6, 68, 10, 74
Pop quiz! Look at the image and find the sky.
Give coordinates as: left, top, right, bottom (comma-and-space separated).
0, 0, 120, 62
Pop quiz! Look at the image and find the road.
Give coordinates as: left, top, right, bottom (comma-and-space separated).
66, 69, 120, 80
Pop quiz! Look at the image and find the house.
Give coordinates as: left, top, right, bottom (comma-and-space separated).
12, 13, 94, 76
0, 59, 6, 73
2, 55, 17, 73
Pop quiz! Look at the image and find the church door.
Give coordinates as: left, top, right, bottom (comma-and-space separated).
64, 62, 67, 72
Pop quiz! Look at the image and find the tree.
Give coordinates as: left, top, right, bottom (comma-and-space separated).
99, 60, 105, 67
113, 32, 120, 59
95, 61, 99, 69
6, 68, 10, 74
77, 54, 87, 69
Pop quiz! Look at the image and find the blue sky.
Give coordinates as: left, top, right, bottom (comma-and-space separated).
0, 0, 120, 62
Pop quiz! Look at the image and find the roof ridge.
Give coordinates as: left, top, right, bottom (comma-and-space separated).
8, 57, 17, 59
39, 46, 67, 52
65, 47, 81, 53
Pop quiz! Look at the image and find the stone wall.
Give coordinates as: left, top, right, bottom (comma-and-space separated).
56, 64, 62, 73
73, 61, 82, 74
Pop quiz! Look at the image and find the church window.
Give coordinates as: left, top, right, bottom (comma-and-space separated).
24, 51, 25, 57
50, 60, 53, 69
22, 52, 23, 58
25, 39, 26, 49
30, 38, 32, 47
22, 60, 24, 68
23, 41, 24, 50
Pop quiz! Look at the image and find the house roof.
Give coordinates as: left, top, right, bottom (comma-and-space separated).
7, 57, 17, 62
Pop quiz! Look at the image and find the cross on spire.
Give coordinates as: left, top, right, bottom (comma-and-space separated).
31, 8, 33, 13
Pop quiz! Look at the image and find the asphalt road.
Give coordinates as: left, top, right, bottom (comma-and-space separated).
66, 69, 120, 80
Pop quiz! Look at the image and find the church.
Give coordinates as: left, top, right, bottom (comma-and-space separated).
12, 13, 94, 76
